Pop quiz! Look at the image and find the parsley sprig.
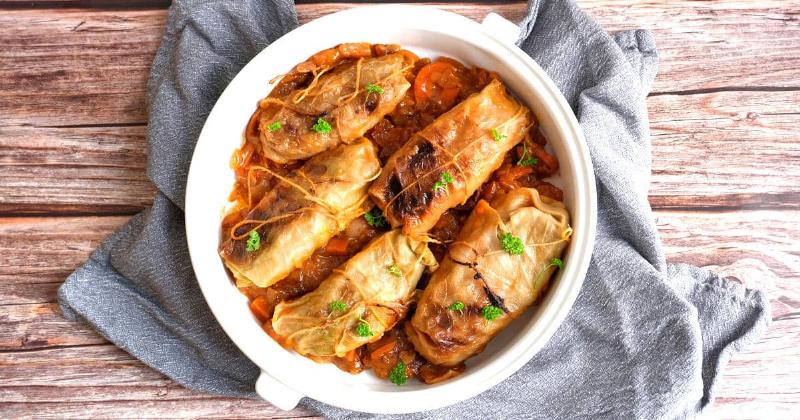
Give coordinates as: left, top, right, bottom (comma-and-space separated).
356, 317, 373, 337
491, 128, 507, 142
500, 231, 524, 255
432, 171, 454, 194
364, 207, 387, 228
365, 83, 384, 104
448, 301, 465, 312
245, 231, 261, 252
517, 143, 539, 167
267, 121, 282, 132
313, 117, 332, 134
482, 305, 503, 321
389, 361, 407, 385
329, 300, 348, 312
533, 257, 565, 289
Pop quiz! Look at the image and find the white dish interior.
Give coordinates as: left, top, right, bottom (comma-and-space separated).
185, 5, 596, 414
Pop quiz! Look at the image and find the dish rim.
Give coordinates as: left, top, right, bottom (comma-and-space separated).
185, 5, 597, 414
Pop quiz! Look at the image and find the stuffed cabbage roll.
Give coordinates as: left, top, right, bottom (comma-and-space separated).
369, 79, 532, 237
219, 138, 381, 288
256, 52, 413, 163
272, 230, 438, 357
405, 188, 571, 366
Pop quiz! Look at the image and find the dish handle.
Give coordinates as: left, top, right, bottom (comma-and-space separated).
481, 13, 522, 46
255, 370, 304, 411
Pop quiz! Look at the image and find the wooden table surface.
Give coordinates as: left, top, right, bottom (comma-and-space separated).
1, 0, 798, 418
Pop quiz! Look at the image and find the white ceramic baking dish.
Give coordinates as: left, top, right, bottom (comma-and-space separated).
185, 5, 596, 414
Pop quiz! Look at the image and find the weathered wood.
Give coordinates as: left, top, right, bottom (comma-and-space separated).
0, 344, 169, 386
1, 205, 797, 307
0, 126, 155, 215
1, 4, 798, 214
0, 303, 106, 350
0, 401, 316, 420
0, 1, 798, 418
0, 345, 315, 418
1, 2, 798, 126
648, 90, 800, 209
585, 0, 800, 94
0, 209, 796, 418
1, 90, 797, 214
0, 0, 800, 130
0, 216, 130, 286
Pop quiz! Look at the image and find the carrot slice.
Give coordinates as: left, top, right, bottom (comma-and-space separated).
250, 296, 272, 323
370, 340, 397, 362
414, 61, 461, 109
324, 237, 349, 255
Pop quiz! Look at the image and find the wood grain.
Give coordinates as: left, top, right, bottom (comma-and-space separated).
0, 126, 154, 214
0, 216, 129, 286
1, 2, 798, 125
0, 209, 796, 418
2, 90, 796, 214
0, 0, 798, 418
1, 3, 798, 214
0, 347, 315, 418
648, 90, 800, 209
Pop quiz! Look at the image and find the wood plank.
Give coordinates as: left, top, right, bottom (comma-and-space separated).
0, 345, 315, 418
0, 344, 168, 386
1, 4, 798, 214
0, 401, 315, 419
0, 209, 796, 418
1, 202, 798, 307
655, 209, 799, 319
1, 2, 798, 126
2, 89, 797, 215
0, 0, 169, 7
647, 90, 800, 209
583, 0, 800, 93
0, 125, 154, 215
0, 303, 105, 350
0, 216, 130, 286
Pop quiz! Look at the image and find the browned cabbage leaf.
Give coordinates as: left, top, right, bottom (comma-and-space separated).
258, 52, 412, 163
272, 230, 438, 357
368, 79, 533, 237
219, 138, 381, 288
405, 188, 571, 366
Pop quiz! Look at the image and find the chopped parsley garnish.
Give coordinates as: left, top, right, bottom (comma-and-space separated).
448, 301, 465, 312
329, 300, 348, 312
517, 143, 539, 167
482, 305, 503, 321
364, 207, 387, 228
432, 171, 454, 194
312, 117, 332, 134
491, 128, 507, 142
533, 258, 565, 289
387, 264, 402, 277
267, 121, 282, 132
365, 83, 384, 95
356, 317, 373, 337
500, 231, 524, 255
245, 230, 261, 252
389, 361, 407, 385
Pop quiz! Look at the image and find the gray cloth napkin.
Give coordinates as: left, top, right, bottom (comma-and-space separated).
59, 0, 771, 418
